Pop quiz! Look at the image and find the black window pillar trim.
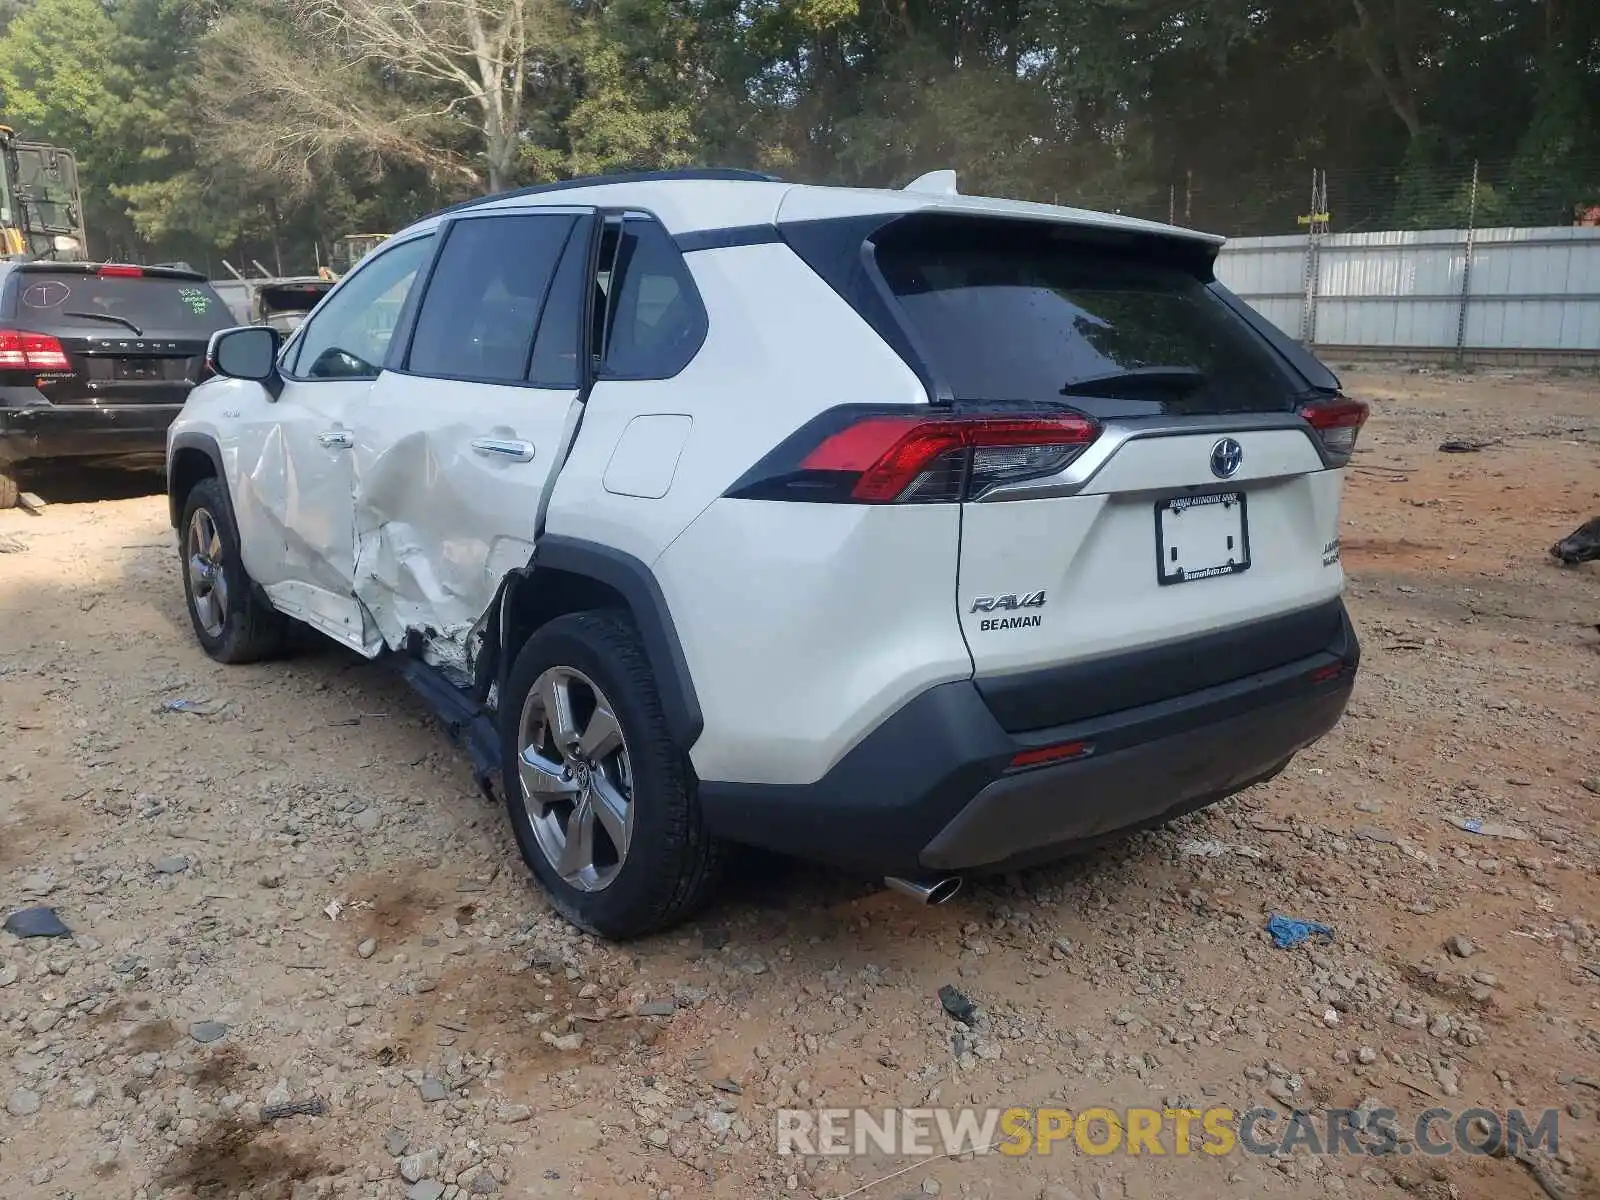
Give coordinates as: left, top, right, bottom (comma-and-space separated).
859, 229, 955, 404
1208, 281, 1341, 395
674, 224, 783, 254
573, 210, 604, 396
778, 214, 952, 406
519, 534, 704, 751
529, 211, 605, 487
519, 217, 580, 384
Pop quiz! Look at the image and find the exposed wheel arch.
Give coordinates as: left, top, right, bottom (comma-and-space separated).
495, 536, 703, 753
167, 434, 225, 529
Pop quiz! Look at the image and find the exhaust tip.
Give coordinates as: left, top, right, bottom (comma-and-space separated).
885, 875, 963, 905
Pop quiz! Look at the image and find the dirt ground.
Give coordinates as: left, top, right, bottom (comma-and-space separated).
1, 366, 1597, 1200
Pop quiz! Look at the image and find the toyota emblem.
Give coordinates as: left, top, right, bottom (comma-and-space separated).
1210, 438, 1243, 479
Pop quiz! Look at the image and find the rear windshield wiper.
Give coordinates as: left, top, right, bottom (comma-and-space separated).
63, 311, 144, 336
1059, 366, 1206, 396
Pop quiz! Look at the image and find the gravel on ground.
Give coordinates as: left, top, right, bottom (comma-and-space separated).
1, 366, 1597, 1200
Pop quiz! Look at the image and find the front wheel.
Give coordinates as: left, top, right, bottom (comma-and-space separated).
178, 478, 288, 663
0, 471, 18, 510
500, 610, 722, 939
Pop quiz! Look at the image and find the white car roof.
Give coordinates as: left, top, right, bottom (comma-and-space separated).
399, 171, 1225, 247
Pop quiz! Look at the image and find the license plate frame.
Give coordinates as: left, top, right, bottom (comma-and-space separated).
1155, 491, 1251, 586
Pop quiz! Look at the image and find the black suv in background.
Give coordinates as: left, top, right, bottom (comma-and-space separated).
0, 261, 236, 508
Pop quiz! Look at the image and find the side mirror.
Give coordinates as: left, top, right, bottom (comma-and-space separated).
207, 326, 282, 398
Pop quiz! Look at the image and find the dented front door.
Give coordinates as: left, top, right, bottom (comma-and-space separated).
230, 374, 369, 645
345, 209, 597, 666
233, 233, 437, 651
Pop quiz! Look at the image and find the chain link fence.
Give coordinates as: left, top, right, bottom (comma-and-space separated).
1039, 158, 1600, 363
1053, 157, 1600, 240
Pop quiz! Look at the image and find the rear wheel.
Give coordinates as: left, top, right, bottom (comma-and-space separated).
0, 471, 17, 510
500, 610, 722, 939
179, 478, 288, 663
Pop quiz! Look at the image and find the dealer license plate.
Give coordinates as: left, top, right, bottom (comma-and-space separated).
1155, 492, 1250, 585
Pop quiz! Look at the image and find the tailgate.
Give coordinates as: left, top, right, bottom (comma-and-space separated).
43, 335, 209, 406
866, 213, 1355, 731
957, 425, 1346, 727
11, 268, 231, 405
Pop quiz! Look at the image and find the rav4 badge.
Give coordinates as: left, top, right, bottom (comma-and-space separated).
970, 591, 1045, 614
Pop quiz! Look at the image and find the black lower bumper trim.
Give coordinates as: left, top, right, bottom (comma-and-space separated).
919, 683, 1345, 872
0, 403, 181, 469
977, 597, 1349, 732
698, 601, 1359, 877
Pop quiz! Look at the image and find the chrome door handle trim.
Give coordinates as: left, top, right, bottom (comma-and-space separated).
317, 430, 354, 450
471, 438, 536, 463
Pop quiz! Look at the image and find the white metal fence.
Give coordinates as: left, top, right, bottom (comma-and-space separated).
1214, 225, 1600, 364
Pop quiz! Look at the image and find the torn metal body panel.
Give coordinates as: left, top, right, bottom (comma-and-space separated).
346, 370, 585, 658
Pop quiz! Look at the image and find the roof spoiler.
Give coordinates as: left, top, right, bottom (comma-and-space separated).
904, 170, 959, 197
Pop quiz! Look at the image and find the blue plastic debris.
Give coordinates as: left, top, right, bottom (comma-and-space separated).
4, 906, 71, 938
1265, 914, 1333, 949
160, 698, 227, 716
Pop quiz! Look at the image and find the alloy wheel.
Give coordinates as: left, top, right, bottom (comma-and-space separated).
186, 508, 228, 638
517, 666, 634, 892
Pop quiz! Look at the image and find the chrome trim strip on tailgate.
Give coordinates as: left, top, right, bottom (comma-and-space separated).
975, 412, 1327, 502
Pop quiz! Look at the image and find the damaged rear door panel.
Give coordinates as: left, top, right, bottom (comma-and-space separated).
346, 208, 598, 674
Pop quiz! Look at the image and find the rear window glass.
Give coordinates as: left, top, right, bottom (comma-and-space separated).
874, 221, 1295, 415
260, 284, 330, 315
15, 273, 235, 337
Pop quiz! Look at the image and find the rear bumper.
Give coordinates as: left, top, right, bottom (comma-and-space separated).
698, 600, 1359, 876
0, 402, 181, 469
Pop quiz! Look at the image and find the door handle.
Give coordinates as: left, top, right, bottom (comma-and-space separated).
318, 430, 354, 450
471, 437, 536, 463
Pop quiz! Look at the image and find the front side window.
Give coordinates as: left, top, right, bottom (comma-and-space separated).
407, 212, 577, 384
290, 235, 433, 380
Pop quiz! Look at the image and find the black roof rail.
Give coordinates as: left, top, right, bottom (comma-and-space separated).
422, 168, 785, 222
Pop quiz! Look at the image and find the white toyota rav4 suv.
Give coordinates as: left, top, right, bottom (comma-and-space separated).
167, 168, 1363, 939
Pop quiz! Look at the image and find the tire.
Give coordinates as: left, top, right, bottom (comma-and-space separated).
500, 610, 722, 939
0, 471, 17, 510
178, 477, 288, 663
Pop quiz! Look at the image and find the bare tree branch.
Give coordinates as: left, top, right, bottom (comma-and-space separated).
204, 0, 567, 195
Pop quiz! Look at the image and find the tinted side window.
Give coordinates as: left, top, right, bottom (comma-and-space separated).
291, 236, 433, 380
408, 213, 576, 384
598, 219, 706, 379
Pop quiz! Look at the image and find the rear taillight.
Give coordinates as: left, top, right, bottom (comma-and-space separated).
98, 264, 144, 278
728, 407, 1101, 504
0, 330, 70, 371
1299, 396, 1369, 463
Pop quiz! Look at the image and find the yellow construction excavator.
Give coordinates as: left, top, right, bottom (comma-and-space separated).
319, 232, 390, 280
0, 124, 86, 261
